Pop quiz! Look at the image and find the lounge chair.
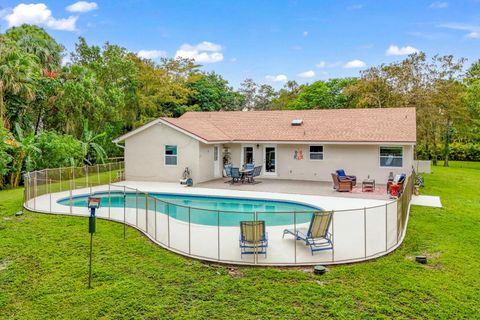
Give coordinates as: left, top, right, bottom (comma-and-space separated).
283, 212, 333, 255
331, 173, 352, 192
230, 167, 242, 184
336, 169, 357, 186
246, 165, 262, 184
239, 220, 268, 257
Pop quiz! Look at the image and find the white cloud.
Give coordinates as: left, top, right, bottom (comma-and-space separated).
429, 1, 448, 9
386, 45, 419, 56
4, 3, 77, 31
438, 22, 480, 39
466, 31, 480, 39
230, 57, 237, 62
316, 61, 343, 68
302, 31, 308, 37
297, 70, 315, 78
66, 1, 98, 13
175, 41, 224, 63
265, 74, 288, 82
343, 59, 366, 68
137, 50, 167, 59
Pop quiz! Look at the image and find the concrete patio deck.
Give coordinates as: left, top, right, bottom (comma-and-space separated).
197, 178, 390, 200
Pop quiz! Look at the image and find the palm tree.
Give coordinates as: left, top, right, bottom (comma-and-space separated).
80, 121, 107, 165
10, 123, 41, 187
0, 38, 40, 129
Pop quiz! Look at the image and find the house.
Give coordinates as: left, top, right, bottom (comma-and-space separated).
113, 108, 416, 184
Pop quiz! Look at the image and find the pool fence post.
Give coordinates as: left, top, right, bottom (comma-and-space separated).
385, 203, 388, 251
108, 184, 111, 219
331, 211, 335, 262
123, 186, 126, 240
145, 193, 148, 233
136, 189, 139, 227
72, 166, 75, 190
97, 164, 100, 186
364, 207, 367, 258
85, 165, 88, 189
108, 162, 111, 184
293, 211, 297, 264
154, 199, 157, 241
45, 169, 48, 197
33, 171, 37, 210
217, 210, 220, 261
49, 179, 52, 213
188, 207, 191, 255
59, 167, 62, 192
254, 211, 258, 265
167, 203, 170, 247
69, 188, 72, 214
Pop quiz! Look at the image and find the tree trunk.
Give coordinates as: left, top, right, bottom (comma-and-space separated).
443, 119, 451, 167
0, 85, 4, 128
34, 108, 43, 135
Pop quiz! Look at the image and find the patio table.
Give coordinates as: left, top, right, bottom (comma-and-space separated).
239, 168, 253, 183
362, 179, 375, 192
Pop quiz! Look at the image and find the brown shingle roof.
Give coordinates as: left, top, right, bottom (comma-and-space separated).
159, 108, 416, 143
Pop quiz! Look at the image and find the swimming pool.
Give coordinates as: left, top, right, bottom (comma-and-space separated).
57, 192, 320, 226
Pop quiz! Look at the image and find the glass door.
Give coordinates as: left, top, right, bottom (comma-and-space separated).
243, 146, 254, 165
264, 146, 276, 175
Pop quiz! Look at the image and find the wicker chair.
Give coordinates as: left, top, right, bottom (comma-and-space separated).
331, 173, 353, 192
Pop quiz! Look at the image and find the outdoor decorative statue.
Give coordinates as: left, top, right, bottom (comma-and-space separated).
294, 149, 304, 160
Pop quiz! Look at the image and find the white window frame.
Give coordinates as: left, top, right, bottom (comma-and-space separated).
379, 146, 403, 168
164, 145, 178, 166
309, 145, 324, 161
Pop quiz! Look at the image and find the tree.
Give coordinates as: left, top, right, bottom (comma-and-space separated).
188, 71, 244, 111
5, 24, 64, 71
288, 78, 358, 109
0, 36, 41, 129
238, 79, 277, 110
271, 81, 301, 110
36, 131, 83, 168
0, 125, 13, 189
80, 121, 107, 165
10, 123, 41, 187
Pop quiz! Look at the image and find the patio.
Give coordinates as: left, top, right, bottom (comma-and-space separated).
197, 178, 390, 200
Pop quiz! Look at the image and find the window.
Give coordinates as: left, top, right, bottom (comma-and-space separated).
165, 145, 177, 165
380, 146, 403, 167
214, 146, 219, 161
309, 145, 324, 160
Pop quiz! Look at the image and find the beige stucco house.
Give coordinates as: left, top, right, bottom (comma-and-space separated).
113, 108, 416, 185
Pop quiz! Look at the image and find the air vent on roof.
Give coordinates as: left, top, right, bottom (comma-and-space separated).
291, 119, 303, 126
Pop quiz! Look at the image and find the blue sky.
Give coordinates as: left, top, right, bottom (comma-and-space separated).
1, 0, 480, 88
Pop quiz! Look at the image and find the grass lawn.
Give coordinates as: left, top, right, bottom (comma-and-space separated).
1, 162, 479, 319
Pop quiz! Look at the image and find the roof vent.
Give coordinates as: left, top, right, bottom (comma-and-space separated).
291, 119, 303, 126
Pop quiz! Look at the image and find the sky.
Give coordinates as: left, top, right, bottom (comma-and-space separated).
1, 0, 480, 88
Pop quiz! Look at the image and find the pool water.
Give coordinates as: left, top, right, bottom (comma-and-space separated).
57, 192, 320, 226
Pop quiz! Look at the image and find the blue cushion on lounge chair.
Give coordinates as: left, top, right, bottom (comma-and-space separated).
336, 169, 346, 177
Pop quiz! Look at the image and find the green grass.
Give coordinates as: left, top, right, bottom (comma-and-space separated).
1, 162, 479, 319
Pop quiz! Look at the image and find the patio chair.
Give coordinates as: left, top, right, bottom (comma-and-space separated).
336, 169, 357, 186
246, 165, 262, 184
239, 220, 268, 257
387, 173, 406, 194
283, 212, 333, 255
230, 167, 242, 184
331, 173, 352, 192
245, 163, 255, 171
224, 164, 232, 183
